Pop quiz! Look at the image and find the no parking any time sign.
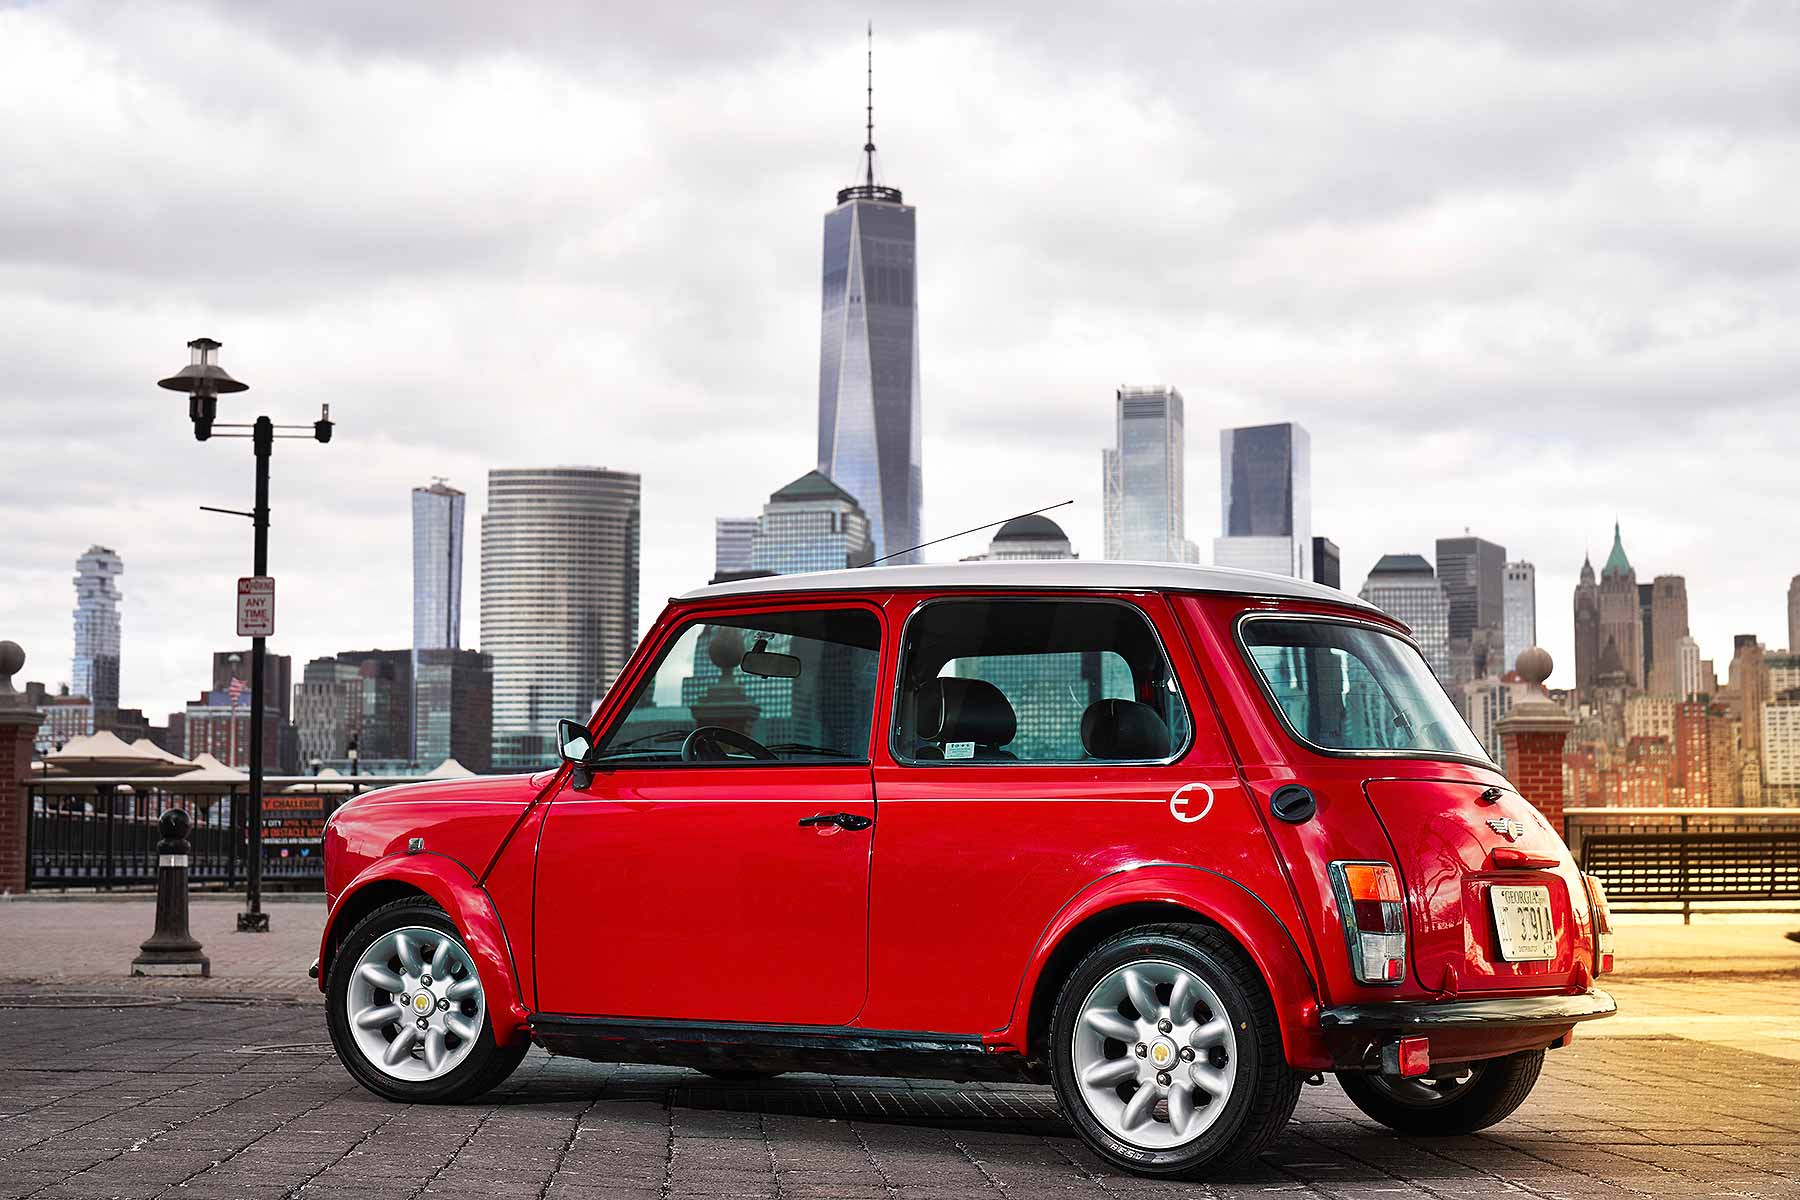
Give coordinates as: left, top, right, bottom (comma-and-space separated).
236, 576, 275, 638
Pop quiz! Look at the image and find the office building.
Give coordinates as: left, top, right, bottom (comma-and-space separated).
1573, 555, 1600, 697
1103, 386, 1196, 563
1311, 537, 1340, 589
1359, 554, 1451, 681
1577, 524, 1643, 694
1214, 422, 1311, 579
295, 657, 363, 765
1675, 636, 1703, 701
1356, 554, 1453, 683
414, 649, 493, 773
714, 517, 758, 579
412, 479, 466, 758
816, 49, 921, 565
1501, 561, 1536, 675
751, 471, 874, 576
71, 546, 122, 714
482, 468, 641, 770
1646, 575, 1689, 697
1788, 575, 1799, 653
1436, 535, 1505, 685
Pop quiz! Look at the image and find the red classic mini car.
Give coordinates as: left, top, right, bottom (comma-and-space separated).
318, 561, 1615, 1179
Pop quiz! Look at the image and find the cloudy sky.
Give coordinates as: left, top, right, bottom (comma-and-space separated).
3, 1, 1797, 720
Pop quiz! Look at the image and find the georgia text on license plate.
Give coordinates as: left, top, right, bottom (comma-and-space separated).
1491, 885, 1556, 962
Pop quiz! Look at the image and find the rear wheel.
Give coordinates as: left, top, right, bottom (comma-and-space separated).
1047, 923, 1301, 1178
1336, 1049, 1544, 1135
325, 898, 527, 1103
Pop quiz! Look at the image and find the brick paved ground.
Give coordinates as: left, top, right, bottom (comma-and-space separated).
1, 899, 1797, 1197
1, 998, 1798, 1200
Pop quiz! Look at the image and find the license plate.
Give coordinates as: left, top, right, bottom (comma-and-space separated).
1490, 885, 1556, 962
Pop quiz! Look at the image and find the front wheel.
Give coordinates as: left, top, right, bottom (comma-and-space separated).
1336, 1049, 1545, 1136
325, 898, 527, 1103
1047, 923, 1301, 1179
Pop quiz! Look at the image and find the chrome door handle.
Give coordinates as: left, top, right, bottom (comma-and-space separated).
799, 812, 873, 831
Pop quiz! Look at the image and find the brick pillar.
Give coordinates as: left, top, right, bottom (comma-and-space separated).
0, 641, 45, 895
1496, 646, 1575, 834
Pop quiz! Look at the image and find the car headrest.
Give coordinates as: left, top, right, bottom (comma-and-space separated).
917, 677, 1016, 748
1081, 698, 1171, 760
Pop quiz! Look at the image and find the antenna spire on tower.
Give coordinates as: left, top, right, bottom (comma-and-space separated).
836, 22, 903, 205
864, 22, 875, 187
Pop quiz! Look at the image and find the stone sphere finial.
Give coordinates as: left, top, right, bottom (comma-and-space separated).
0, 640, 23, 696
1515, 646, 1553, 688
706, 627, 746, 673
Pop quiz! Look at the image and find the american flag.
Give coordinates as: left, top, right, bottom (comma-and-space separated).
226, 677, 248, 706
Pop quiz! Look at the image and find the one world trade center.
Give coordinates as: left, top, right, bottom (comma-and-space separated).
816, 30, 921, 564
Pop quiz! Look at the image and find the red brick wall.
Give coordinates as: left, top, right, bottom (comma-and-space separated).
1503, 727, 1569, 833
0, 715, 41, 894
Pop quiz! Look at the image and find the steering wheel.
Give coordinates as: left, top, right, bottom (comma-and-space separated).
680, 725, 777, 763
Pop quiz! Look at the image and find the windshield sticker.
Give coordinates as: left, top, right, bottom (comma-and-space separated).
945, 741, 975, 760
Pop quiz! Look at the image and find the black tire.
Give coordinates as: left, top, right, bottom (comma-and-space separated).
1336, 1049, 1544, 1136
698, 1068, 785, 1082
1047, 922, 1302, 1179
325, 898, 528, 1103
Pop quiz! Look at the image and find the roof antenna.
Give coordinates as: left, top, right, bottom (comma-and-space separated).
862, 500, 1074, 567
864, 22, 876, 188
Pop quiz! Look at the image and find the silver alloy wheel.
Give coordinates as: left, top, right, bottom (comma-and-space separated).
1071, 957, 1238, 1150
1367, 1065, 1481, 1106
346, 925, 485, 1082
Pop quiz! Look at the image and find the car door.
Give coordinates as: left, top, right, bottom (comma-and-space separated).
533, 602, 883, 1025
861, 592, 1270, 1034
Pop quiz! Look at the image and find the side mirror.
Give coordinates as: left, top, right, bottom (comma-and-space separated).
558, 718, 598, 790
558, 718, 592, 764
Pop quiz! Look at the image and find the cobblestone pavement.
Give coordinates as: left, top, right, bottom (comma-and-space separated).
1, 995, 1798, 1200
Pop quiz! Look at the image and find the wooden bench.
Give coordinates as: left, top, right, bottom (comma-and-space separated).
1578, 831, 1800, 923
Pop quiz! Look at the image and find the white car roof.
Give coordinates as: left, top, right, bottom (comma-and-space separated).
679, 559, 1376, 610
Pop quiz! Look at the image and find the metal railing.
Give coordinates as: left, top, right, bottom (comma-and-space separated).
22, 774, 455, 891
1563, 806, 1800, 921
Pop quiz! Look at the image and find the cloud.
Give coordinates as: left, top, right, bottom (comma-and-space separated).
1, 0, 1797, 721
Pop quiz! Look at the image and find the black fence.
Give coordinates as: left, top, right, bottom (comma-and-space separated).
1564, 806, 1800, 921
22, 775, 435, 891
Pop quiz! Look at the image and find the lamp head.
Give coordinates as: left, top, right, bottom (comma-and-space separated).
158, 338, 248, 441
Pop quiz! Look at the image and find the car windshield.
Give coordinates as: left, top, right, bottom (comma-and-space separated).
1241, 618, 1488, 760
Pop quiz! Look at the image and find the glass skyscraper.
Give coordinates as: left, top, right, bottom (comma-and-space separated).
713, 516, 758, 580
1102, 386, 1196, 562
412, 479, 465, 759
480, 467, 641, 770
1501, 561, 1537, 677
1213, 422, 1312, 579
72, 545, 122, 711
816, 76, 921, 565
1359, 554, 1452, 682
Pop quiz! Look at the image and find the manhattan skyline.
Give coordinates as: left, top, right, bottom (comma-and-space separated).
2, 4, 1798, 718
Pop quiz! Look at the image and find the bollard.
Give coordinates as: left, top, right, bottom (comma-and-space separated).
130, 809, 211, 978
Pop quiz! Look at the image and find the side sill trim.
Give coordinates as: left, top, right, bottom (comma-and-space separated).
528, 1015, 1035, 1082
1319, 989, 1617, 1031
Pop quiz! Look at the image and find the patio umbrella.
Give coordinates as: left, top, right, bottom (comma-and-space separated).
288, 767, 355, 794
46, 730, 198, 778
174, 752, 247, 784
130, 738, 197, 772
423, 757, 476, 779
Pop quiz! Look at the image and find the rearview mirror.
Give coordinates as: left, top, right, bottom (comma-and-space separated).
742, 649, 801, 679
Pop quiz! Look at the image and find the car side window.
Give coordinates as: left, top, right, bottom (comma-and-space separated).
894, 599, 1191, 764
593, 608, 881, 765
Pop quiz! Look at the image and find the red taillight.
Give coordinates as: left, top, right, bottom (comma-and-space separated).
1583, 873, 1615, 974
1329, 861, 1406, 985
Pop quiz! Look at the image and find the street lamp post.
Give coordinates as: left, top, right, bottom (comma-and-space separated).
159, 337, 333, 934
